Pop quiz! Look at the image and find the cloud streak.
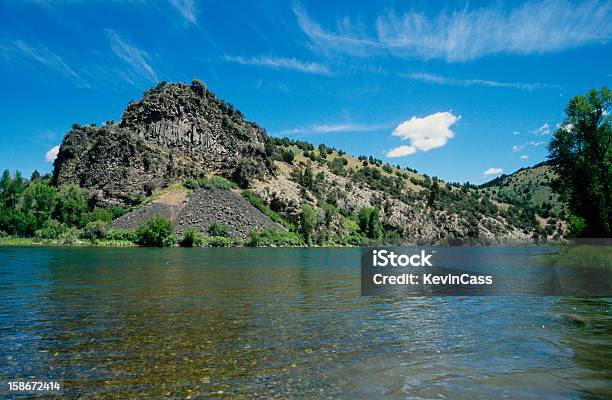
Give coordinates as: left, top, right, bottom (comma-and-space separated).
168, 0, 197, 24
278, 122, 388, 136
403, 72, 560, 91
105, 30, 158, 83
295, 1, 612, 62
224, 55, 330, 75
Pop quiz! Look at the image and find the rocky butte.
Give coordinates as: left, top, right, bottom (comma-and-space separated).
52, 81, 564, 244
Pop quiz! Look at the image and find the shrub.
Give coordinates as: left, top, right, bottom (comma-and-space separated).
135, 215, 175, 247
179, 228, 204, 247
82, 220, 110, 241
90, 208, 113, 223
105, 228, 137, 242
184, 176, 237, 190
246, 227, 303, 247
208, 236, 230, 247
208, 222, 229, 237
281, 149, 295, 164
35, 219, 66, 239
241, 190, 293, 229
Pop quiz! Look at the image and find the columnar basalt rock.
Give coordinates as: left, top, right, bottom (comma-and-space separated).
53, 82, 274, 205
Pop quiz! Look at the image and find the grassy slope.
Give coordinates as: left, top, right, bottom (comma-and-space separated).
480, 163, 566, 214
538, 245, 612, 268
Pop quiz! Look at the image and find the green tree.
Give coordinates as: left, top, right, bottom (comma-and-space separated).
358, 207, 382, 239
54, 184, 88, 227
299, 204, 317, 244
548, 87, 611, 236
22, 182, 57, 229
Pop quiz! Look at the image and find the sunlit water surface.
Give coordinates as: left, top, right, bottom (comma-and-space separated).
0, 247, 610, 399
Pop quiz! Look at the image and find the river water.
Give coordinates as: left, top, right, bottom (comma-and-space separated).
0, 247, 610, 398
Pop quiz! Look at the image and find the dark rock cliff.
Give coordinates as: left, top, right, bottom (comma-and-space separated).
53, 82, 275, 205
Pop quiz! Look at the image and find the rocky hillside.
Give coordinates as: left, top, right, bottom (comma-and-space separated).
53, 82, 274, 205
52, 81, 565, 244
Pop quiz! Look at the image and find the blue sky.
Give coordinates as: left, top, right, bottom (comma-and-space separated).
0, 0, 611, 184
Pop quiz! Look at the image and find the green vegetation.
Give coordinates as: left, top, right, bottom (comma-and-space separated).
208, 222, 229, 237
207, 236, 230, 247
246, 227, 303, 247
241, 189, 293, 230
548, 87, 611, 237
179, 227, 204, 247
135, 215, 175, 247
358, 207, 383, 239
183, 176, 238, 190
299, 204, 317, 245
538, 245, 612, 269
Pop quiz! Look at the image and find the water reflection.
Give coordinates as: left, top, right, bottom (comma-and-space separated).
0, 247, 610, 398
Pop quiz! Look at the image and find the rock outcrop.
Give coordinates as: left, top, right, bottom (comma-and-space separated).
53, 82, 274, 205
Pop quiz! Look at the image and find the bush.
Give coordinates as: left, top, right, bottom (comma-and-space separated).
281, 149, 295, 164
208, 222, 229, 237
105, 228, 137, 242
135, 215, 175, 247
208, 236, 230, 247
241, 190, 293, 229
184, 176, 237, 190
91, 208, 113, 223
179, 228, 204, 247
246, 227, 303, 247
82, 220, 110, 241
35, 219, 66, 239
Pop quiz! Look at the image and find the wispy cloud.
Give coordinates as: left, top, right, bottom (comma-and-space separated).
512, 140, 547, 152
532, 123, 551, 135
278, 122, 388, 136
484, 167, 503, 176
294, 1, 612, 62
105, 30, 158, 83
386, 111, 460, 157
0, 39, 85, 82
168, 0, 197, 24
403, 72, 560, 91
224, 55, 330, 75
520, 154, 530, 159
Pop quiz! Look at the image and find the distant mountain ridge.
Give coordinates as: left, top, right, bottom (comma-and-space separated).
52, 82, 566, 244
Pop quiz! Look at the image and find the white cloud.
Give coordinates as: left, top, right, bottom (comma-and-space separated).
386, 145, 417, 157
45, 145, 60, 162
484, 167, 503, 176
224, 55, 330, 75
168, 0, 196, 24
105, 30, 158, 83
279, 122, 388, 136
520, 154, 530, 159
513, 131, 521, 135
295, 1, 612, 62
527, 140, 546, 146
390, 111, 460, 155
403, 72, 559, 91
512, 144, 524, 152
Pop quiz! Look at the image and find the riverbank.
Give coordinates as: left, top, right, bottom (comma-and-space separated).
537, 244, 612, 268
0, 237, 136, 247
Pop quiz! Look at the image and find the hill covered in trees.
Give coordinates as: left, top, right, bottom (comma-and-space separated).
0, 82, 571, 246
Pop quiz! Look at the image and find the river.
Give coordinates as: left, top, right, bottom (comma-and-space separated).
0, 247, 610, 398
